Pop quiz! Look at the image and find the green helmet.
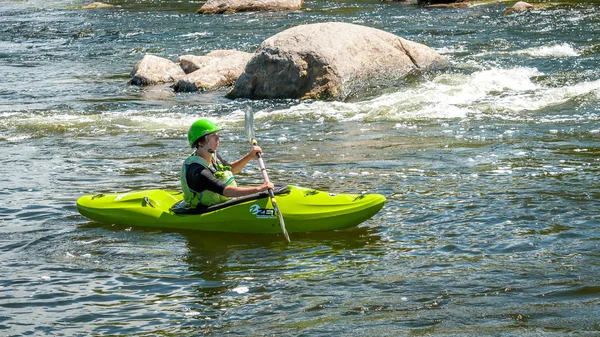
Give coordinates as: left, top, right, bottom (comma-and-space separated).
187, 119, 221, 148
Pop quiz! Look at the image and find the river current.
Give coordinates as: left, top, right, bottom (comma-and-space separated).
1, 0, 599, 335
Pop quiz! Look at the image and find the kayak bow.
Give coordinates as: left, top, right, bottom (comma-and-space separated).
76, 185, 385, 233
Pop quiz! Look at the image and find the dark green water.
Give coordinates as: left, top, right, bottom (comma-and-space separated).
1, 0, 599, 335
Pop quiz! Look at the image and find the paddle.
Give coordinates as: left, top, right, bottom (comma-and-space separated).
244, 107, 291, 243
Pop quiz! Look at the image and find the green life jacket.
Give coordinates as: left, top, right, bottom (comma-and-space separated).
181, 153, 237, 207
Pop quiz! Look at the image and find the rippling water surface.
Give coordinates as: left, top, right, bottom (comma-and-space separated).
1, 0, 599, 335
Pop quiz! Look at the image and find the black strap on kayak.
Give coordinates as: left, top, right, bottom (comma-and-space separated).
171, 184, 289, 215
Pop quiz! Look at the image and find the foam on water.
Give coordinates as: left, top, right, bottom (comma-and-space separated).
257, 67, 593, 123
512, 43, 580, 58
0, 109, 228, 140
178, 32, 210, 39
1, 67, 599, 141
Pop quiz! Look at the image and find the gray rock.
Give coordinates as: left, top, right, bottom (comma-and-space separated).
178, 50, 250, 73
82, 2, 117, 9
426, 1, 471, 8
174, 50, 253, 92
227, 22, 447, 101
418, 0, 459, 4
504, 1, 534, 15
197, 0, 303, 14
129, 55, 186, 86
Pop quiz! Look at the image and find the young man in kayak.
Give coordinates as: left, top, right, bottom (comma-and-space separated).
181, 119, 274, 208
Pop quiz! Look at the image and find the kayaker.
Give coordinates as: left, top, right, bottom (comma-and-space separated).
181, 119, 274, 208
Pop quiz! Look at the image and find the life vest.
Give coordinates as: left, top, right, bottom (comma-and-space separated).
181, 153, 237, 207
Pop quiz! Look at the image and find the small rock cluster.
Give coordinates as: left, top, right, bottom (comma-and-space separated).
129, 51, 253, 92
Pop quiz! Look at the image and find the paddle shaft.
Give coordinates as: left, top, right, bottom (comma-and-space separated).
252, 139, 290, 242
256, 154, 275, 198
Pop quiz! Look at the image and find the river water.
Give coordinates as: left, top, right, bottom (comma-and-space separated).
1, 0, 599, 335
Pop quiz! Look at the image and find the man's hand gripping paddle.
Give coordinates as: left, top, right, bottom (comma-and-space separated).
244, 108, 290, 243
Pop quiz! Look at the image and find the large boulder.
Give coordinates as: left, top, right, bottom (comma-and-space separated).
504, 1, 534, 15
174, 50, 253, 92
227, 22, 448, 101
129, 55, 185, 86
426, 1, 471, 8
82, 2, 117, 9
418, 0, 458, 4
197, 0, 302, 14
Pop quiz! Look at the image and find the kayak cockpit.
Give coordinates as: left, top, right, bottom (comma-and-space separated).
170, 184, 289, 215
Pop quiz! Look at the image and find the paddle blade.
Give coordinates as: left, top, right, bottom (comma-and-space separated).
271, 198, 290, 243
277, 211, 290, 242
244, 106, 255, 144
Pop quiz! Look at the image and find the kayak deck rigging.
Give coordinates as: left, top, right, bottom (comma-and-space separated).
171, 185, 289, 215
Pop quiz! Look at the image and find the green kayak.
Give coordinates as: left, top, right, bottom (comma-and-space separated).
76, 185, 386, 233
